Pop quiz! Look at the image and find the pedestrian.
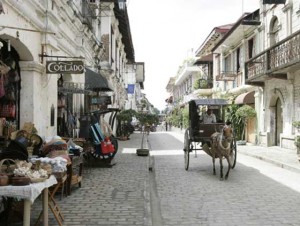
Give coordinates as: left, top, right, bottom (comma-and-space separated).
165, 121, 168, 131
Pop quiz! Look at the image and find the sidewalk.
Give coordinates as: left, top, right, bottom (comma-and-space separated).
170, 126, 300, 174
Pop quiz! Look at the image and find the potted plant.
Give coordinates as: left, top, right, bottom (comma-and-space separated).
116, 109, 137, 140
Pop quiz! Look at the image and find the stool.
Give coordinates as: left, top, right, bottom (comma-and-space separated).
35, 174, 67, 226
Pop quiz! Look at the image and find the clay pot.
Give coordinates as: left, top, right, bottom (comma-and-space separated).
0, 174, 9, 186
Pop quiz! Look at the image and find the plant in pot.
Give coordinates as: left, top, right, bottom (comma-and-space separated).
136, 112, 159, 132
116, 109, 137, 140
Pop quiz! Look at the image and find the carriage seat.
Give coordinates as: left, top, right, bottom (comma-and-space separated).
196, 123, 225, 140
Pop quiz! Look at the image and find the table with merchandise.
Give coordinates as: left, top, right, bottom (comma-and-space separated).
0, 175, 57, 226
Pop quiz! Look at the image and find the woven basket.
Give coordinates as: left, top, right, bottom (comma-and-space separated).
0, 158, 16, 174
47, 150, 68, 158
30, 177, 47, 183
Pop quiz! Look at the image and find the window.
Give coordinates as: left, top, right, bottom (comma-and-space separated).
270, 17, 279, 46
248, 38, 254, 59
224, 55, 231, 72
236, 47, 240, 73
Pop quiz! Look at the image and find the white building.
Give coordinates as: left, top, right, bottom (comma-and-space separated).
0, 0, 142, 138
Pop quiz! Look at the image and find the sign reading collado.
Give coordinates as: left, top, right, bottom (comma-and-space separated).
46, 61, 84, 74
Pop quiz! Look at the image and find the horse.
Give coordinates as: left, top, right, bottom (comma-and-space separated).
202, 124, 234, 180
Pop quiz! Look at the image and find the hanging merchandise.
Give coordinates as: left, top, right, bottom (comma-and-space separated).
5, 84, 15, 101
8, 69, 20, 83
0, 102, 16, 118
0, 60, 10, 75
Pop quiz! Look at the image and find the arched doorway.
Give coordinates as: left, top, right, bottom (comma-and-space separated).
275, 97, 283, 146
0, 35, 33, 131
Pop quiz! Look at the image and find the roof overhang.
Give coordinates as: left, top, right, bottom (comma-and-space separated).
194, 54, 213, 65
213, 9, 260, 52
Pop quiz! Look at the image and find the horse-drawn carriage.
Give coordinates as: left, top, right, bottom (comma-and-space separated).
183, 98, 237, 179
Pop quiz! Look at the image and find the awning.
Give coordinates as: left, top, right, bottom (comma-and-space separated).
85, 68, 113, 92
234, 91, 255, 104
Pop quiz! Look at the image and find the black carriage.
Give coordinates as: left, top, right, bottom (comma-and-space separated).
183, 99, 237, 171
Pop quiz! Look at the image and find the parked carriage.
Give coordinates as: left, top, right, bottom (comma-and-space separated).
183, 99, 237, 171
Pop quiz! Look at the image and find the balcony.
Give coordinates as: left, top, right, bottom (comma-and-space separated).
245, 29, 300, 86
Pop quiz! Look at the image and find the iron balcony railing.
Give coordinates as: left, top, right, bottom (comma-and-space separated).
245, 29, 300, 82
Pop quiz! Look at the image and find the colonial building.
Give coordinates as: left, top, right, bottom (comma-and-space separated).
245, 0, 299, 149
0, 0, 142, 139
212, 10, 261, 144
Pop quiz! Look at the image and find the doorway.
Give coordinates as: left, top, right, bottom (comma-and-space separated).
275, 97, 283, 146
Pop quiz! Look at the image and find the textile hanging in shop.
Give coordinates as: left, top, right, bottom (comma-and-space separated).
127, 84, 135, 94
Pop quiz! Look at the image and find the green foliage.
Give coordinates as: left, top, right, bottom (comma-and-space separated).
182, 106, 189, 128
292, 121, 300, 128
295, 136, 300, 148
235, 105, 256, 119
136, 113, 159, 125
226, 104, 256, 140
194, 79, 200, 90
117, 109, 137, 122
166, 106, 189, 129
153, 108, 160, 115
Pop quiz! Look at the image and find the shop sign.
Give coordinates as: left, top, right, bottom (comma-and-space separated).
263, 0, 286, 4
46, 61, 84, 74
216, 72, 236, 81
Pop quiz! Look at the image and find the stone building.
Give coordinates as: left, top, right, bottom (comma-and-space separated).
0, 0, 142, 138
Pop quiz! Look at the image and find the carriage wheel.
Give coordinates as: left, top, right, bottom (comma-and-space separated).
230, 137, 237, 169
184, 128, 191, 171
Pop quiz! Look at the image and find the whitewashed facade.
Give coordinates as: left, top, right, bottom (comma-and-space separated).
245, 0, 300, 149
0, 0, 140, 138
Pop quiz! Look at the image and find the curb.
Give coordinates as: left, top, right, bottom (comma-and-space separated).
239, 151, 300, 174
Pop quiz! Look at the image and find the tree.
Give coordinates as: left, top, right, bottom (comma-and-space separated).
136, 112, 159, 126
116, 109, 137, 139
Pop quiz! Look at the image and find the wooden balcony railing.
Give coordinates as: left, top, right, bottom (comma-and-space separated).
245, 29, 300, 84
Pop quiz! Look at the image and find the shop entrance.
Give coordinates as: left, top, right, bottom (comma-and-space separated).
0, 38, 20, 137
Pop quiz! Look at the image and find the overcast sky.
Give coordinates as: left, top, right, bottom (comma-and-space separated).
127, 0, 260, 111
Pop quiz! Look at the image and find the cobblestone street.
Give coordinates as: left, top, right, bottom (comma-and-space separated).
11, 131, 300, 226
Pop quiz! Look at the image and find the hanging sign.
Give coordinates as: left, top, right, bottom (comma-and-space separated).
216, 72, 237, 81
46, 61, 84, 74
